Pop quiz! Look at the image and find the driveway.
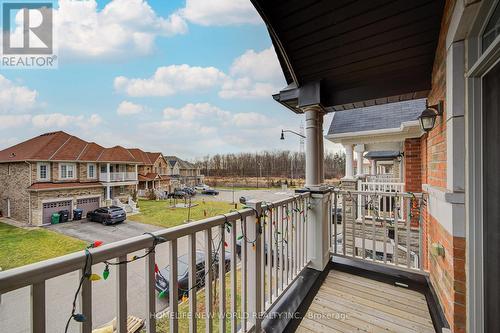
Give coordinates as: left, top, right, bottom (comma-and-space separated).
47, 218, 162, 244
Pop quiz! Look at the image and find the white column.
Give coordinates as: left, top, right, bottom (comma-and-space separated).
307, 192, 331, 271
318, 114, 325, 184
354, 144, 365, 176
371, 160, 377, 176
106, 185, 111, 201
304, 106, 323, 188
344, 144, 354, 179
106, 163, 110, 183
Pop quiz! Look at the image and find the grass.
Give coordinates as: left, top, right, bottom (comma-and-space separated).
131, 199, 241, 228
0, 222, 87, 270
155, 270, 243, 333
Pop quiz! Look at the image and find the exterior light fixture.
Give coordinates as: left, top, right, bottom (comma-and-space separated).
418, 101, 444, 132
280, 129, 305, 140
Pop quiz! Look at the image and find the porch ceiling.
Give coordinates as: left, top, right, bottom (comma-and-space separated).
251, 0, 445, 112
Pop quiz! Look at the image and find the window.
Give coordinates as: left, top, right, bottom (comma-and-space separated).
37, 162, 50, 181
59, 163, 75, 179
483, 2, 500, 52
119, 185, 126, 194
87, 163, 96, 179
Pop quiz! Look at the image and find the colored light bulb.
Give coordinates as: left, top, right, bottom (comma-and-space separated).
103, 265, 109, 280
89, 274, 101, 281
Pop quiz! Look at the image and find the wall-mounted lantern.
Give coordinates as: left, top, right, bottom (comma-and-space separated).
418, 101, 444, 132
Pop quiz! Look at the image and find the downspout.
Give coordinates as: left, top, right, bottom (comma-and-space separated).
24, 161, 32, 225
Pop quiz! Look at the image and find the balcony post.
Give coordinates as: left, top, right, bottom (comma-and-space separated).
371, 160, 377, 176
343, 144, 354, 179
245, 199, 263, 331
106, 163, 110, 183
135, 164, 138, 181
354, 144, 365, 176
304, 105, 324, 188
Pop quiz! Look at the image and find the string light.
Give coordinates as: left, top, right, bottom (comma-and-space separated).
64, 233, 166, 333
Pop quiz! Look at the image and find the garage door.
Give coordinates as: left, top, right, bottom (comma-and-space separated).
42, 200, 72, 224
76, 197, 100, 217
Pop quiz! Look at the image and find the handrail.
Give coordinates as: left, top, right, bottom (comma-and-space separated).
0, 191, 311, 333
330, 189, 425, 272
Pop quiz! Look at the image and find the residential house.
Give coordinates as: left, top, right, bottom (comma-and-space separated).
0, 131, 139, 225
128, 149, 170, 195
164, 155, 204, 187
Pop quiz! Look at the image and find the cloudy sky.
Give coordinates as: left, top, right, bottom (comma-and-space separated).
0, 0, 338, 159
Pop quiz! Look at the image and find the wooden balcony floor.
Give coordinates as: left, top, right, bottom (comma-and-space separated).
296, 270, 436, 333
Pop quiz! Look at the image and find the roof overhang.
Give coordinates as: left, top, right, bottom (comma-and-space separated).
251, 0, 445, 112
326, 120, 423, 145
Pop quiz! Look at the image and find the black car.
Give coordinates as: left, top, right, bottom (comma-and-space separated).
167, 190, 188, 199
86, 206, 126, 225
155, 251, 231, 298
201, 189, 219, 196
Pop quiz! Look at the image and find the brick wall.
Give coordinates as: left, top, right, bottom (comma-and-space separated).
426, 213, 466, 333
404, 138, 422, 193
0, 162, 31, 223
422, 0, 467, 331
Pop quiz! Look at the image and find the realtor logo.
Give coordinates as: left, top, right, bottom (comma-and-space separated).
1, 2, 57, 68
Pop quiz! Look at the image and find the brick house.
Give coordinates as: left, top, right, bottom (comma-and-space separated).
0, 131, 140, 226
164, 155, 204, 187
128, 149, 171, 194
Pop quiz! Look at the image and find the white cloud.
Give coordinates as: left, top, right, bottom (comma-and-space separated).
229, 47, 283, 82
32, 113, 102, 130
46, 0, 188, 59
163, 103, 231, 121
179, 0, 260, 26
0, 75, 38, 113
232, 112, 269, 127
220, 46, 285, 99
117, 101, 145, 115
0, 115, 32, 129
114, 65, 226, 97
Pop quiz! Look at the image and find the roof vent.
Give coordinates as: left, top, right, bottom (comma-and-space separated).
10, 153, 16, 158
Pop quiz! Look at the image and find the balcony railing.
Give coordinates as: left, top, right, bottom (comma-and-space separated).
99, 172, 137, 182
330, 189, 425, 272
366, 175, 401, 183
0, 193, 310, 333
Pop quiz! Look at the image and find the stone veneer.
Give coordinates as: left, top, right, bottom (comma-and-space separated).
30, 187, 105, 225
0, 162, 31, 223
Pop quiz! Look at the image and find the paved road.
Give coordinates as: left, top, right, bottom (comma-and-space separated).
0, 189, 295, 332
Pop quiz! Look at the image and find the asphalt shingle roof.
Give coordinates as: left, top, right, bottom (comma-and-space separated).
328, 99, 426, 135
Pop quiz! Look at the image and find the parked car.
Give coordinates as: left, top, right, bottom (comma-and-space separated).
201, 189, 219, 196
182, 187, 196, 196
194, 184, 210, 191
86, 206, 126, 225
167, 190, 188, 199
155, 251, 231, 298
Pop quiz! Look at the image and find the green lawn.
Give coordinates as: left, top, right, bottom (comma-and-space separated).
131, 199, 240, 228
0, 222, 87, 270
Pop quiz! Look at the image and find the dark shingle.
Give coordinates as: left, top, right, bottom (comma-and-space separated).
328, 99, 426, 135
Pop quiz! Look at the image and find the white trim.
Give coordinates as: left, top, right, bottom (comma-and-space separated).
59, 163, 76, 180
326, 121, 423, 145
87, 163, 97, 179
422, 184, 466, 237
36, 162, 51, 181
